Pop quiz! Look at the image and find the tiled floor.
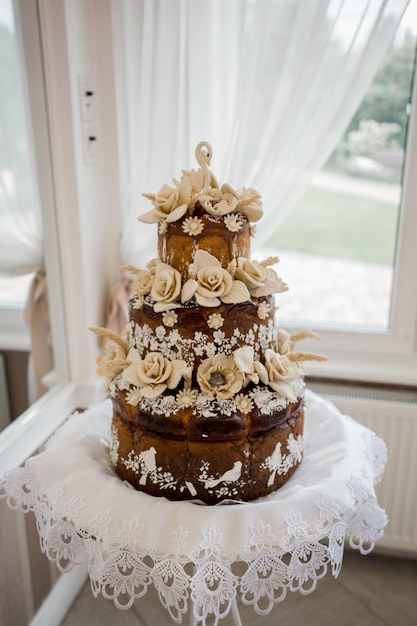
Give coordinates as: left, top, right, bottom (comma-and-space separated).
62, 549, 417, 626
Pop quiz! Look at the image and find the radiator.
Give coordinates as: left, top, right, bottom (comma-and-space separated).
308, 381, 417, 557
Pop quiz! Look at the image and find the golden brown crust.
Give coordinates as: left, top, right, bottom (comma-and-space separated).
111, 389, 304, 504
158, 204, 251, 279
129, 295, 277, 373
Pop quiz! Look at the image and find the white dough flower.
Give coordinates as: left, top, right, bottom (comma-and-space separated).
208, 194, 238, 216
263, 349, 302, 401
197, 353, 244, 399
236, 187, 263, 222
235, 257, 287, 297
151, 263, 182, 312
90, 327, 129, 379
126, 387, 142, 407
162, 310, 178, 327
176, 388, 198, 407
224, 213, 244, 232
122, 348, 188, 398
140, 183, 188, 224
130, 268, 154, 295
181, 250, 250, 307
258, 301, 271, 320
207, 313, 224, 329
235, 394, 254, 414
182, 216, 204, 236
233, 346, 268, 386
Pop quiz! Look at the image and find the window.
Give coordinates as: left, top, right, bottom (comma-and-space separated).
259, 3, 417, 385
0, 0, 41, 350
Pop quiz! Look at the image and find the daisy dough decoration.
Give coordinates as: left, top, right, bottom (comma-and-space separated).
207, 313, 224, 330
182, 216, 204, 236
176, 388, 198, 407
224, 213, 244, 232
162, 311, 178, 328
235, 393, 254, 414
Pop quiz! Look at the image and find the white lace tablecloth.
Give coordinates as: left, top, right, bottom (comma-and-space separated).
0, 389, 388, 625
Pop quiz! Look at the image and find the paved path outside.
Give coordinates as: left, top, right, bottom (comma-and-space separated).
312, 170, 401, 205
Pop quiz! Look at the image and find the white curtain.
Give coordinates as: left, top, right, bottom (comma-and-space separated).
0, 17, 43, 276
111, 0, 244, 266
0, 4, 51, 399
111, 0, 410, 264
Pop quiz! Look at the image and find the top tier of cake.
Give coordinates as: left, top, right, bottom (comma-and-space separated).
132, 142, 288, 317
140, 142, 263, 278
158, 203, 251, 280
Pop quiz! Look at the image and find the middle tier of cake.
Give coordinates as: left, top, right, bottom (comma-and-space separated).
128, 294, 277, 374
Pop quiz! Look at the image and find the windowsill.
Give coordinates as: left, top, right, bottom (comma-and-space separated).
304, 351, 417, 388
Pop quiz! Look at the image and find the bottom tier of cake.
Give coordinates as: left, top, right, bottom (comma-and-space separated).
110, 391, 305, 504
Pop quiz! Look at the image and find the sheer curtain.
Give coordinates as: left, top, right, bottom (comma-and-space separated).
111, 0, 409, 264
0, 3, 51, 399
111, 0, 244, 267
0, 11, 43, 276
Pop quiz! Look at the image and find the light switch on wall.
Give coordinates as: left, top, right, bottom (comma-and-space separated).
79, 75, 97, 166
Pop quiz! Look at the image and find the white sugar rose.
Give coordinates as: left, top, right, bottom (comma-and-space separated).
181, 250, 249, 307
236, 187, 263, 222
195, 265, 233, 304
151, 263, 182, 312
235, 258, 268, 290
197, 353, 244, 399
139, 184, 188, 224
122, 348, 187, 398
197, 187, 222, 212
235, 257, 287, 297
263, 348, 302, 401
206, 193, 238, 217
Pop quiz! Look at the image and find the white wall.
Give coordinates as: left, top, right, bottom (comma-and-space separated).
39, 0, 121, 383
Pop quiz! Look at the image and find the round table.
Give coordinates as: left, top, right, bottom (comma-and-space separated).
0, 389, 388, 625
